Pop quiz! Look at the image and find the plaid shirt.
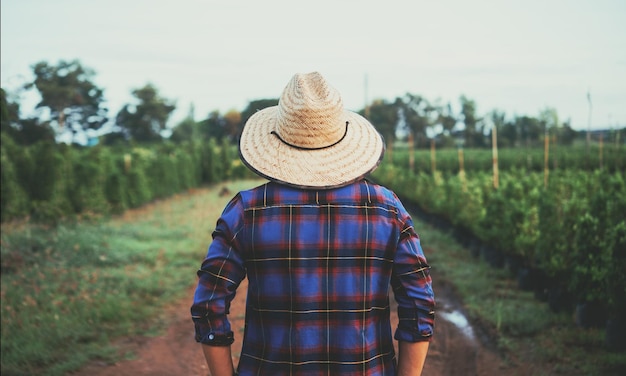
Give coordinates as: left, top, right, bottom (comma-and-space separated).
191, 180, 435, 376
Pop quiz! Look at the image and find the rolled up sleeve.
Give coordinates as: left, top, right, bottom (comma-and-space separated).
191, 194, 247, 346
391, 214, 435, 342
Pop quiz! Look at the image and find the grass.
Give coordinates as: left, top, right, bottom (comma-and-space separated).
0, 179, 265, 376
2, 177, 625, 375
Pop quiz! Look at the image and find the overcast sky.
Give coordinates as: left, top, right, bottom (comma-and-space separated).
2, 0, 625, 131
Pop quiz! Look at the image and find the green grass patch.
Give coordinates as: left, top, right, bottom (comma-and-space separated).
418, 221, 626, 375
1, 180, 265, 376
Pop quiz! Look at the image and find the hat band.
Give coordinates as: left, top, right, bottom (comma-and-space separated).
270, 121, 350, 151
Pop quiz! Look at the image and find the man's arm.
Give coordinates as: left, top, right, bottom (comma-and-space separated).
397, 341, 429, 376
202, 344, 235, 376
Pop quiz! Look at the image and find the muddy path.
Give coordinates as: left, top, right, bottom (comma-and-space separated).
73, 267, 511, 376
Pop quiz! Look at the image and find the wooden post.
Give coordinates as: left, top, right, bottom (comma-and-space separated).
364, 73, 370, 119
552, 133, 558, 170
492, 126, 499, 189
124, 153, 132, 173
599, 132, 604, 169
617, 130, 622, 171
543, 131, 548, 186
408, 132, 414, 172
458, 147, 467, 192
586, 90, 592, 157
430, 139, 436, 175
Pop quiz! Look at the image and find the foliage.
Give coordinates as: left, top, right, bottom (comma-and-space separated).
24, 60, 108, 143
115, 83, 176, 142
373, 156, 626, 334
239, 99, 278, 131
0, 88, 20, 133
170, 116, 199, 143
605, 221, 626, 316
0, 139, 241, 223
2, 87, 56, 145
459, 95, 485, 148
391, 144, 626, 174
423, 222, 626, 375
399, 94, 437, 148
0, 141, 29, 222
361, 98, 399, 147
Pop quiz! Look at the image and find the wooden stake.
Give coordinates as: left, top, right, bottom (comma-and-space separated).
458, 147, 467, 192
543, 131, 550, 188
408, 132, 414, 172
586, 90, 592, 156
492, 126, 499, 189
430, 139, 436, 175
599, 132, 604, 169
124, 153, 132, 173
552, 133, 558, 170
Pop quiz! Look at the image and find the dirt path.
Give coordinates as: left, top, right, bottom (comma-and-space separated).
73, 267, 508, 376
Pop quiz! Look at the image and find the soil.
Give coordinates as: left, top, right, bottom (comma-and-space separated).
72, 268, 521, 376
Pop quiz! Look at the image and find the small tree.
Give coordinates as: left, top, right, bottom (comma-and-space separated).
0, 137, 29, 221
363, 99, 399, 151
2, 88, 55, 145
171, 105, 199, 143
116, 83, 176, 143
240, 99, 278, 127
1, 88, 20, 132
401, 94, 436, 148
459, 95, 485, 148
199, 110, 227, 142
25, 60, 108, 144
223, 109, 242, 141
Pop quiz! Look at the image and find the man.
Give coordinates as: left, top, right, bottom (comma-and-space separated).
191, 72, 435, 376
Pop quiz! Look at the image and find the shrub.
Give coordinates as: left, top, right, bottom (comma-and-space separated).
70, 147, 111, 214
125, 149, 154, 208
0, 146, 29, 221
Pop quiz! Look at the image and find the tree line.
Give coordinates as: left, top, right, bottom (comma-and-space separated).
2, 59, 623, 149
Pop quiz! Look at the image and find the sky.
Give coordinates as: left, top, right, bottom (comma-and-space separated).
2, 0, 625, 133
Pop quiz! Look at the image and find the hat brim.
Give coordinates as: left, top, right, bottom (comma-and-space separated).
239, 106, 385, 189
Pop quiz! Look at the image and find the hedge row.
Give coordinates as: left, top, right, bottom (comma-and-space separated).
372, 164, 626, 337
0, 137, 254, 223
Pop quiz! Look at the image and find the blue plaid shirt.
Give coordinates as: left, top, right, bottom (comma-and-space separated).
191, 180, 435, 375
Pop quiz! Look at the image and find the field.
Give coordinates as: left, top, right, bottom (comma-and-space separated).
2, 178, 626, 375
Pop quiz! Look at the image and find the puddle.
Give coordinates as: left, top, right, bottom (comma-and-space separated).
439, 309, 476, 341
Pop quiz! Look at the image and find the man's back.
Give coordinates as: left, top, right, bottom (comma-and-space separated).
193, 180, 434, 375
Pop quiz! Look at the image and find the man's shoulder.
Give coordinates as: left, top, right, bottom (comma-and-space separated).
235, 180, 400, 208
361, 180, 399, 203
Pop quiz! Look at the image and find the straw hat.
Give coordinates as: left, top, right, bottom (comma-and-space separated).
239, 72, 385, 189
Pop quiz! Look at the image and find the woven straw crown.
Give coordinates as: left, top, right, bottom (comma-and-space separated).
239, 72, 385, 189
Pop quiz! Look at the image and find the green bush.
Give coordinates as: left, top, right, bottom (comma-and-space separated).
29, 141, 60, 201
29, 142, 73, 222
375, 158, 626, 319
220, 138, 234, 179
0, 146, 29, 221
200, 138, 219, 183
605, 221, 626, 317
175, 149, 197, 190
70, 147, 111, 214
124, 149, 155, 208
0, 136, 244, 224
